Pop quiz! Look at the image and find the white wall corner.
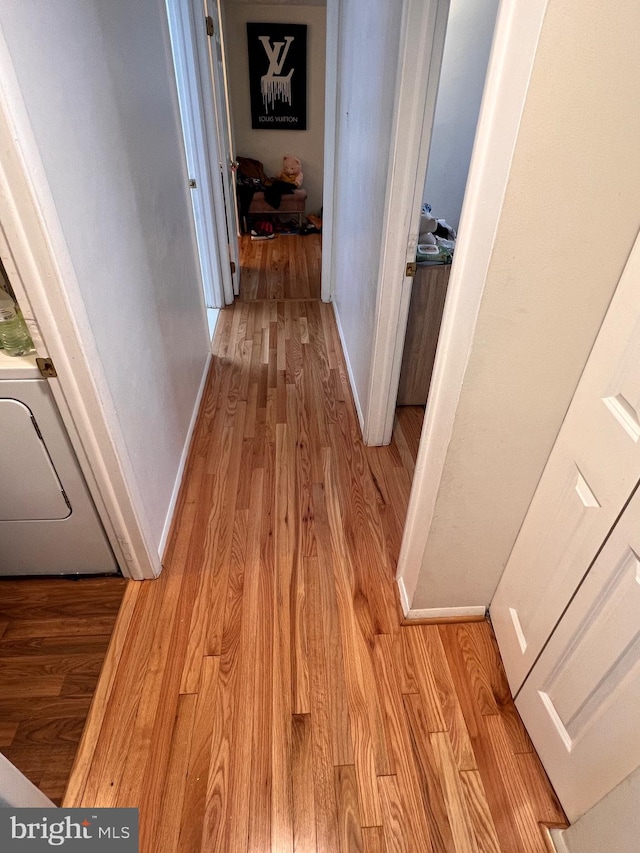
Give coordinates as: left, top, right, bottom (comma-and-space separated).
332, 301, 364, 430
395, 0, 550, 612
158, 351, 212, 560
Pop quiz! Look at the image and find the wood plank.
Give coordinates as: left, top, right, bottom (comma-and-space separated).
372, 634, 434, 852
176, 656, 220, 853
152, 693, 198, 853
460, 769, 502, 853
430, 732, 478, 853
334, 764, 364, 853
402, 693, 456, 853
291, 714, 316, 853
362, 826, 387, 853
305, 556, 341, 853
378, 775, 412, 853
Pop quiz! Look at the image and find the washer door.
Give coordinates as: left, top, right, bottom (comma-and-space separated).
0, 397, 70, 521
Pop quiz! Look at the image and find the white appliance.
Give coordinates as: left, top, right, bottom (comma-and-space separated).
0, 350, 118, 575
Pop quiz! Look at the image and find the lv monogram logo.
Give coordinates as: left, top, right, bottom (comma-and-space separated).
258, 36, 295, 111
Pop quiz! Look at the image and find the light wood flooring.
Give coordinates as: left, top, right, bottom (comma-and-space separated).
239, 234, 321, 300
64, 284, 566, 849
0, 576, 126, 804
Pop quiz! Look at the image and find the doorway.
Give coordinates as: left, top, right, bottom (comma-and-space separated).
391, 0, 500, 468
221, 2, 327, 303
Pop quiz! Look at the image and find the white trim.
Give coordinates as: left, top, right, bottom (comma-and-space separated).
207, 306, 220, 342
0, 753, 55, 808
332, 302, 364, 428
199, 0, 239, 301
363, 0, 448, 445
165, 0, 228, 308
320, 0, 339, 303
548, 829, 569, 853
0, 29, 160, 580
396, 0, 550, 606
397, 579, 486, 620
158, 352, 212, 559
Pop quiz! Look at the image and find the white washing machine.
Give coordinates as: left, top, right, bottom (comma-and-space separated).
0, 350, 118, 576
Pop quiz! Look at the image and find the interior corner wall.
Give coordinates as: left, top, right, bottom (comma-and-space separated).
222, 3, 326, 216
422, 0, 499, 232
0, 0, 210, 553
331, 0, 402, 424
412, 0, 640, 610
557, 765, 640, 853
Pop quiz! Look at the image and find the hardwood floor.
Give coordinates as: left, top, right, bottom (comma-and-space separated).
64, 294, 566, 850
0, 576, 127, 804
239, 234, 322, 300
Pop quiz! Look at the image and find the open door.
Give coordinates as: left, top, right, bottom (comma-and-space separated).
204, 0, 241, 297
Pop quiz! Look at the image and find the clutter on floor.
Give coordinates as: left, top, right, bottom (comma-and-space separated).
416, 202, 456, 264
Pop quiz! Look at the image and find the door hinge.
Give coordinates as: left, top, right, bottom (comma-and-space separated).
36, 357, 57, 378
406, 261, 417, 277
206, 15, 214, 37
189, 178, 197, 189
230, 261, 236, 275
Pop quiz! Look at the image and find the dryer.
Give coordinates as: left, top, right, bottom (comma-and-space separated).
0, 350, 118, 575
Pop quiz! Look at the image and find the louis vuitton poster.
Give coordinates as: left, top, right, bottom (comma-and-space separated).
247, 23, 307, 130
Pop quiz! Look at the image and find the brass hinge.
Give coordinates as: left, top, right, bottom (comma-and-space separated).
406, 261, 417, 277
206, 15, 214, 37
36, 357, 57, 378
230, 261, 236, 275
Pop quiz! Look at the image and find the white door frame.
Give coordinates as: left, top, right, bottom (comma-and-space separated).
0, 33, 160, 581
320, 0, 339, 304
395, 0, 551, 614
166, 0, 234, 314
363, 0, 449, 446
203, 0, 241, 297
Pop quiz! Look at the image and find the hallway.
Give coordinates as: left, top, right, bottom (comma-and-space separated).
64, 256, 565, 850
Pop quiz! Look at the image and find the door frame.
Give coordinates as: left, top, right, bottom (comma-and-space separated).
0, 32, 160, 580
165, 0, 234, 315
395, 0, 551, 615
362, 0, 449, 445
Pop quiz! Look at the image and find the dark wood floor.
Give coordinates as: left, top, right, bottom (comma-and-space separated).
0, 576, 126, 804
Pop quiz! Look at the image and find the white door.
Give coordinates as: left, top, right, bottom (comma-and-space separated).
491, 229, 640, 692
204, 0, 240, 296
515, 483, 640, 821
165, 0, 227, 312
0, 380, 118, 575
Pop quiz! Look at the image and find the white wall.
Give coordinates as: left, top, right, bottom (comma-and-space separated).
411, 0, 640, 610
223, 3, 326, 215
331, 0, 402, 422
0, 0, 210, 553
423, 0, 499, 231
555, 765, 640, 853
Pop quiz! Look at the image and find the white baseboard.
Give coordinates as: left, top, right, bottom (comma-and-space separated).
158, 352, 212, 560
397, 578, 487, 620
206, 306, 220, 343
331, 301, 364, 430
548, 828, 569, 853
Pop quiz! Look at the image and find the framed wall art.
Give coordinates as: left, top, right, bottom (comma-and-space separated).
246, 23, 307, 130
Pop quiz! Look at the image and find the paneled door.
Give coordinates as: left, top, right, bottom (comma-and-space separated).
515, 484, 640, 820
491, 229, 640, 692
